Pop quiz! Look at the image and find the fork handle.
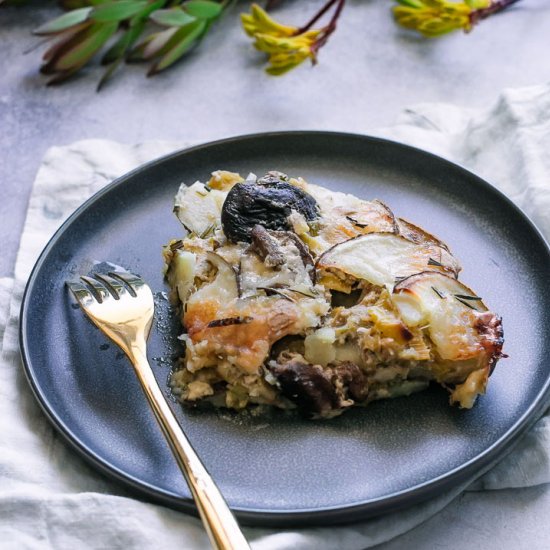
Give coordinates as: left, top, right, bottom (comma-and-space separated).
130, 345, 250, 550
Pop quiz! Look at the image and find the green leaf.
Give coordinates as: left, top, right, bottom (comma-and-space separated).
150, 8, 196, 27
126, 36, 155, 62
149, 19, 206, 74
33, 7, 93, 35
183, 0, 222, 20
142, 27, 179, 59
91, 1, 149, 22
58, 0, 95, 9
55, 22, 118, 70
101, 20, 145, 64
41, 23, 88, 64
97, 55, 123, 91
129, 0, 165, 23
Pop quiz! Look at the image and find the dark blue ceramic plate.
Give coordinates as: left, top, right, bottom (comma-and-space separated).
20, 133, 550, 527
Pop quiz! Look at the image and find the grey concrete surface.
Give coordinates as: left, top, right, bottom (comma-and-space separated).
2, 1, 550, 548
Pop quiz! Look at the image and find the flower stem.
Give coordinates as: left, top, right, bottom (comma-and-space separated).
265, 0, 281, 10
297, 0, 340, 34
310, 0, 346, 56
470, 0, 522, 26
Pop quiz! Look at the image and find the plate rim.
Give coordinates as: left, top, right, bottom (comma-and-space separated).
19, 131, 550, 526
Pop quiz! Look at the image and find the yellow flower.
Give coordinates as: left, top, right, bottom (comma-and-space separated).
241, 3, 297, 38
393, 0, 490, 37
241, 4, 322, 75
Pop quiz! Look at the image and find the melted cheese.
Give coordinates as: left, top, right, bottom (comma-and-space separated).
450, 368, 488, 408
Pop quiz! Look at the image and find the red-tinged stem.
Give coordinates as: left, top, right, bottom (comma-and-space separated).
265, 0, 282, 10
310, 0, 346, 56
297, 0, 340, 34
470, 0, 522, 26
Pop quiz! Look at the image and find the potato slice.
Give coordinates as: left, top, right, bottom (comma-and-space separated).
316, 232, 460, 290
174, 181, 227, 237
290, 179, 398, 255
392, 272, 502, 363
295, 180, 396, 231
397, 218, 450, 251
171, 249, 196, 304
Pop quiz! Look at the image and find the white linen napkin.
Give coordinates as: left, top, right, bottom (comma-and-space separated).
1, 82, 549, 549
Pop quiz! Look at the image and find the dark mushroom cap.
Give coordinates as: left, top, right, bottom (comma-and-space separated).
221, 174, 319, 243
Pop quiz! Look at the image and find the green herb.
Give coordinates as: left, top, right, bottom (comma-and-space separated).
169, 239, 184, 251
454, 294, 482, 301
346, 215, 368, 229
257, 286, 297, 302
455, 296, 477, 310
427, 257, 444, 267
200, 223, 216, 238
207, 316, 253, 328
285, 287, 317, 299
432, 286, 445, 299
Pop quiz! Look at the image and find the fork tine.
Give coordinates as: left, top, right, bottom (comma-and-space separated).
66, 281, 95, 308
80, 276, 111, 303
108, 272, 143, 296
109, 271, 145, 288
94, 273, 128, 300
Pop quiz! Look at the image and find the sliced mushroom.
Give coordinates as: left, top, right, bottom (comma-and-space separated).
316, 232, 461, 291
221, 174, 319, 243
249, 225, 285, 268
240, 228, 316, 296
267, 355, 368, 418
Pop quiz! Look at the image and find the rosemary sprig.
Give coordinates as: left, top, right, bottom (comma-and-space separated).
169, 239, 184, 251
257, 286, 297, 302
432, 286, 445, 299
454, 293, 482, 301
427, 257, 444, 267
207, 315, 253, 328
285, 287, 317, 299
346, 215, 369, 229
199, 223, 216, 238
455, 296, 477, 310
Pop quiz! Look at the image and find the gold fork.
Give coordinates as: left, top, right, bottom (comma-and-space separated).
67, 271, 250, 550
